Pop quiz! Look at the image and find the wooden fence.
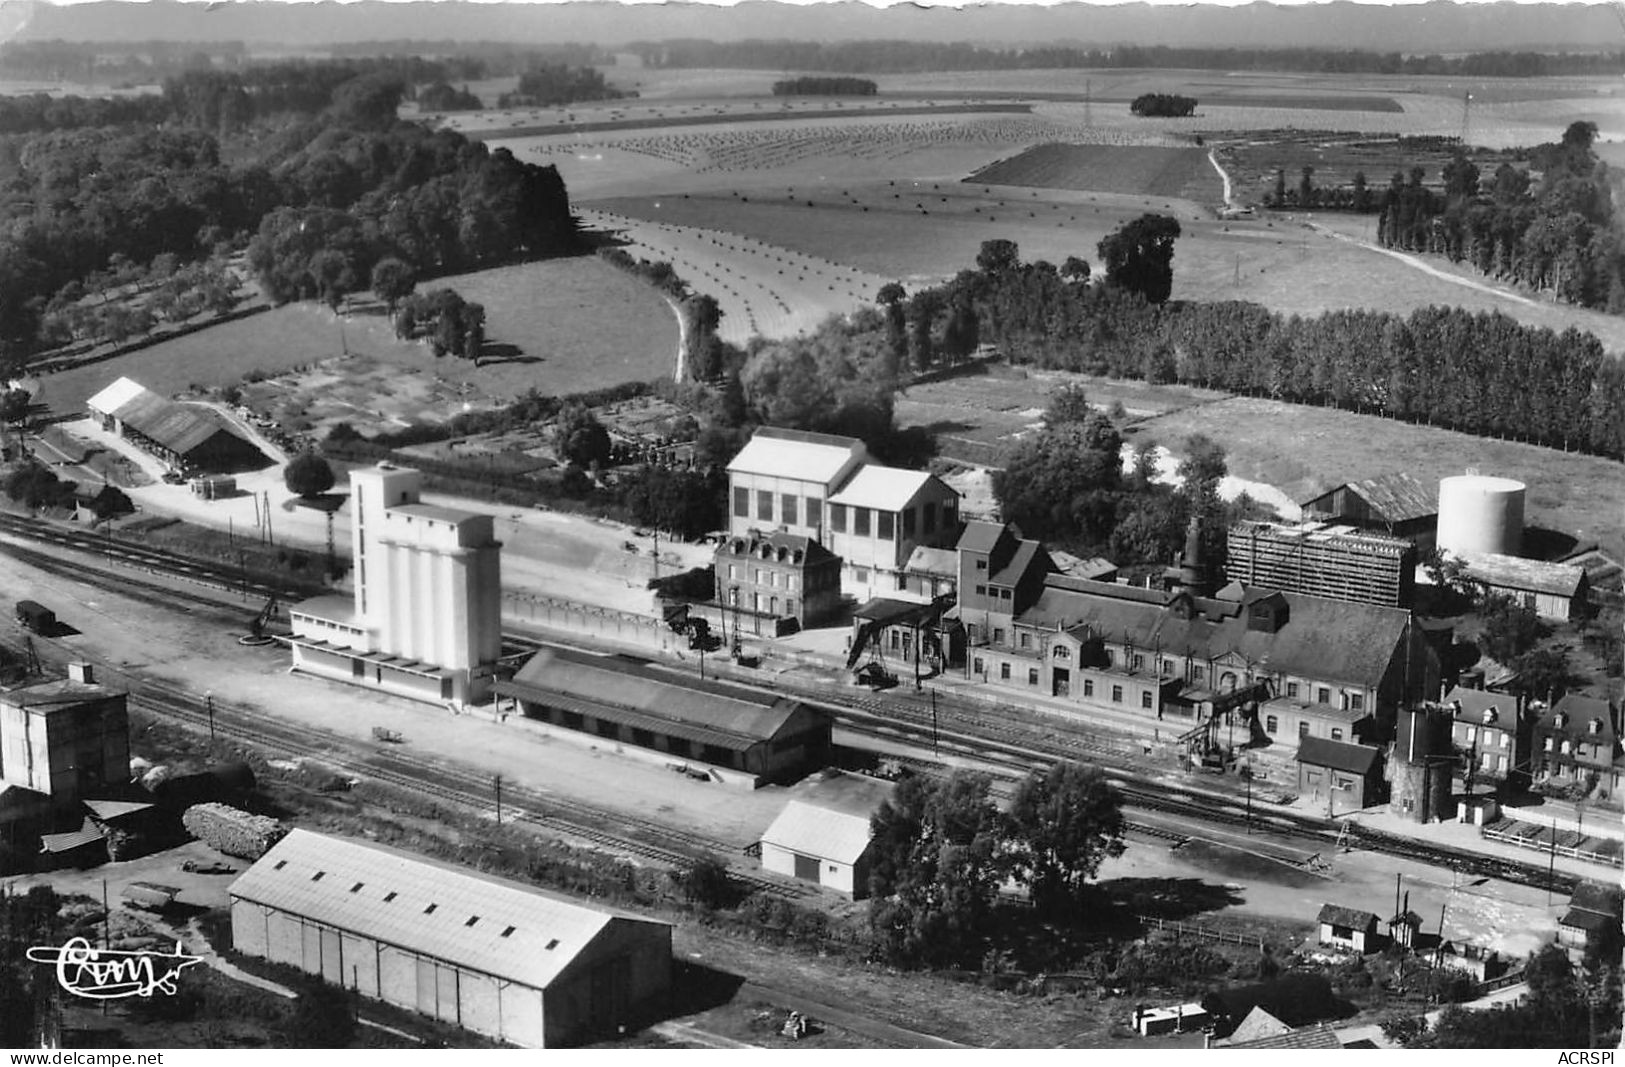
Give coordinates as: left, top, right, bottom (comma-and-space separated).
1136, 914, 1266, 949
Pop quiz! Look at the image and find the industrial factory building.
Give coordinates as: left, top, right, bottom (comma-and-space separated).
288, 464, 503, 705
724, 426, 962, 601
87, 376, 265, 474
0, 663, 130, 850
495, 647, 831, 787
229, 830, 672, 1047
1225, 519, 1416, 608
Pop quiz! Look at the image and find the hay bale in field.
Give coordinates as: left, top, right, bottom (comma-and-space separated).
182, 803, 287, 860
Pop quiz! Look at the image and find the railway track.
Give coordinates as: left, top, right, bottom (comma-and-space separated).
30, 645, 811, 900
4, 514, 1581, 897
0, 511, 320, 603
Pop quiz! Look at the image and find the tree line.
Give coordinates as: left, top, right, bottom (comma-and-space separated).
1373, 123, 1621, 313
1130, 93, 1197, 117
771, 76, 878, 96
626, 38, 1625, 77
892, 235, 1625, 461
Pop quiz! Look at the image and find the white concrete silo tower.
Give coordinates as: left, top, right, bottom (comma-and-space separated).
1436, 474, 1525, 558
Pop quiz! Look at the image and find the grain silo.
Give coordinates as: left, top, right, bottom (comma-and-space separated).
1388, 705, 1455, 823
1436, 474, 1524, 558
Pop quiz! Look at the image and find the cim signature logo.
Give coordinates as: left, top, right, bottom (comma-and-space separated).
26, 938, 204, 999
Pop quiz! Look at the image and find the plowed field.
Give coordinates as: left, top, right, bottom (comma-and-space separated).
967, 143, 1218, 199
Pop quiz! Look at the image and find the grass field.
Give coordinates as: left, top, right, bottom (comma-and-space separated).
1134, 396, 1625, 562
968, 143, 1217, 199
32, 257, 677, 420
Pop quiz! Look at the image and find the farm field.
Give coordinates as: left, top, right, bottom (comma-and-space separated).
32, 256, 678, 421
581, 207, 889, 343
585, 183, 1625, 353
968, 143, 1217, 199
1136, 396, 1625, 563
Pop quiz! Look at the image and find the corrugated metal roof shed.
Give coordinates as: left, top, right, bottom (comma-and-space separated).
499, 647, 809, 745
1462, 552, 1586, 598
1348, 472, 1437, 523
760, 800, 873, 866
229, 830, 669, 989
87, 376, 242, 456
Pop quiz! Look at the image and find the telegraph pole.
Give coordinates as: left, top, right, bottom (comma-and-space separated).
494, 773, 503, 826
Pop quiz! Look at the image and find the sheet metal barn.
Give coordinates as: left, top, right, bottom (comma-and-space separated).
496, 647, 831, 787
86, 377, 265, 474
229, 830, 672, 1047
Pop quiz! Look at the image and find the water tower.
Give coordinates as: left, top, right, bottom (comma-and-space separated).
1389, 705, 1455, 823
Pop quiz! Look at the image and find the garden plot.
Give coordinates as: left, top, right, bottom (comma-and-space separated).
236, 357, 505, 440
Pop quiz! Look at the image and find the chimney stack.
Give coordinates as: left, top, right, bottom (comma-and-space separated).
67, 662, 94, 685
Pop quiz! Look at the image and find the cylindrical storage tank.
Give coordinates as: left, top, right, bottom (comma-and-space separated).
1437, 475, 1524, 558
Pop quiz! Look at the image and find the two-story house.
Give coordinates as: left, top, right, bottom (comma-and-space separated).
1443, 685, 1532, 794
1533, 694, 1622, 802
714, 531, 843, 630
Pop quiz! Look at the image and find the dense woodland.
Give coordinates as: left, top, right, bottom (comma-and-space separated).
0, 62, 579, 363
1129, 93, 1197, 117
771, 77, 879, 96
629, 39, 1625, 77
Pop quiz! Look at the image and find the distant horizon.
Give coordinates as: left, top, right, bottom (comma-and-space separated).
9, 0, 1613, 7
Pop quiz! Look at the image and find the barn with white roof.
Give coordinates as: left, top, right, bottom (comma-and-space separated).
86, 376, 265, 474
228, 829, 672, 1047
759, 770, 893, 898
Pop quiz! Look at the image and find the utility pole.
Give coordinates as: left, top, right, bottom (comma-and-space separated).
205, 690, 215, 742
1547, 818, 1558, 905
930, 687, 940, 755
1244, 750, 1253, 834
494, 773, 503, 826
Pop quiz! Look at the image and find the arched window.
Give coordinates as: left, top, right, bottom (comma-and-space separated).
1220, 672, 1238, 691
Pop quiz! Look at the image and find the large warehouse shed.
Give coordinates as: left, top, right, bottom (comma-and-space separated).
87, 376, 264, 474
229, 830, 672, 1048
496, 647, 831, 787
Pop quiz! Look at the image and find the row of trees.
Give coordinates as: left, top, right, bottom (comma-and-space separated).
894, 238, 1625, 460
1130, 93, 1197, 117
39, 255, 239, 350
627, 39, 1625, 77
771, 77, 879, 96
868, 763, 1125, 968
496, 64, 627, 109
1373, 123, 1622, 312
